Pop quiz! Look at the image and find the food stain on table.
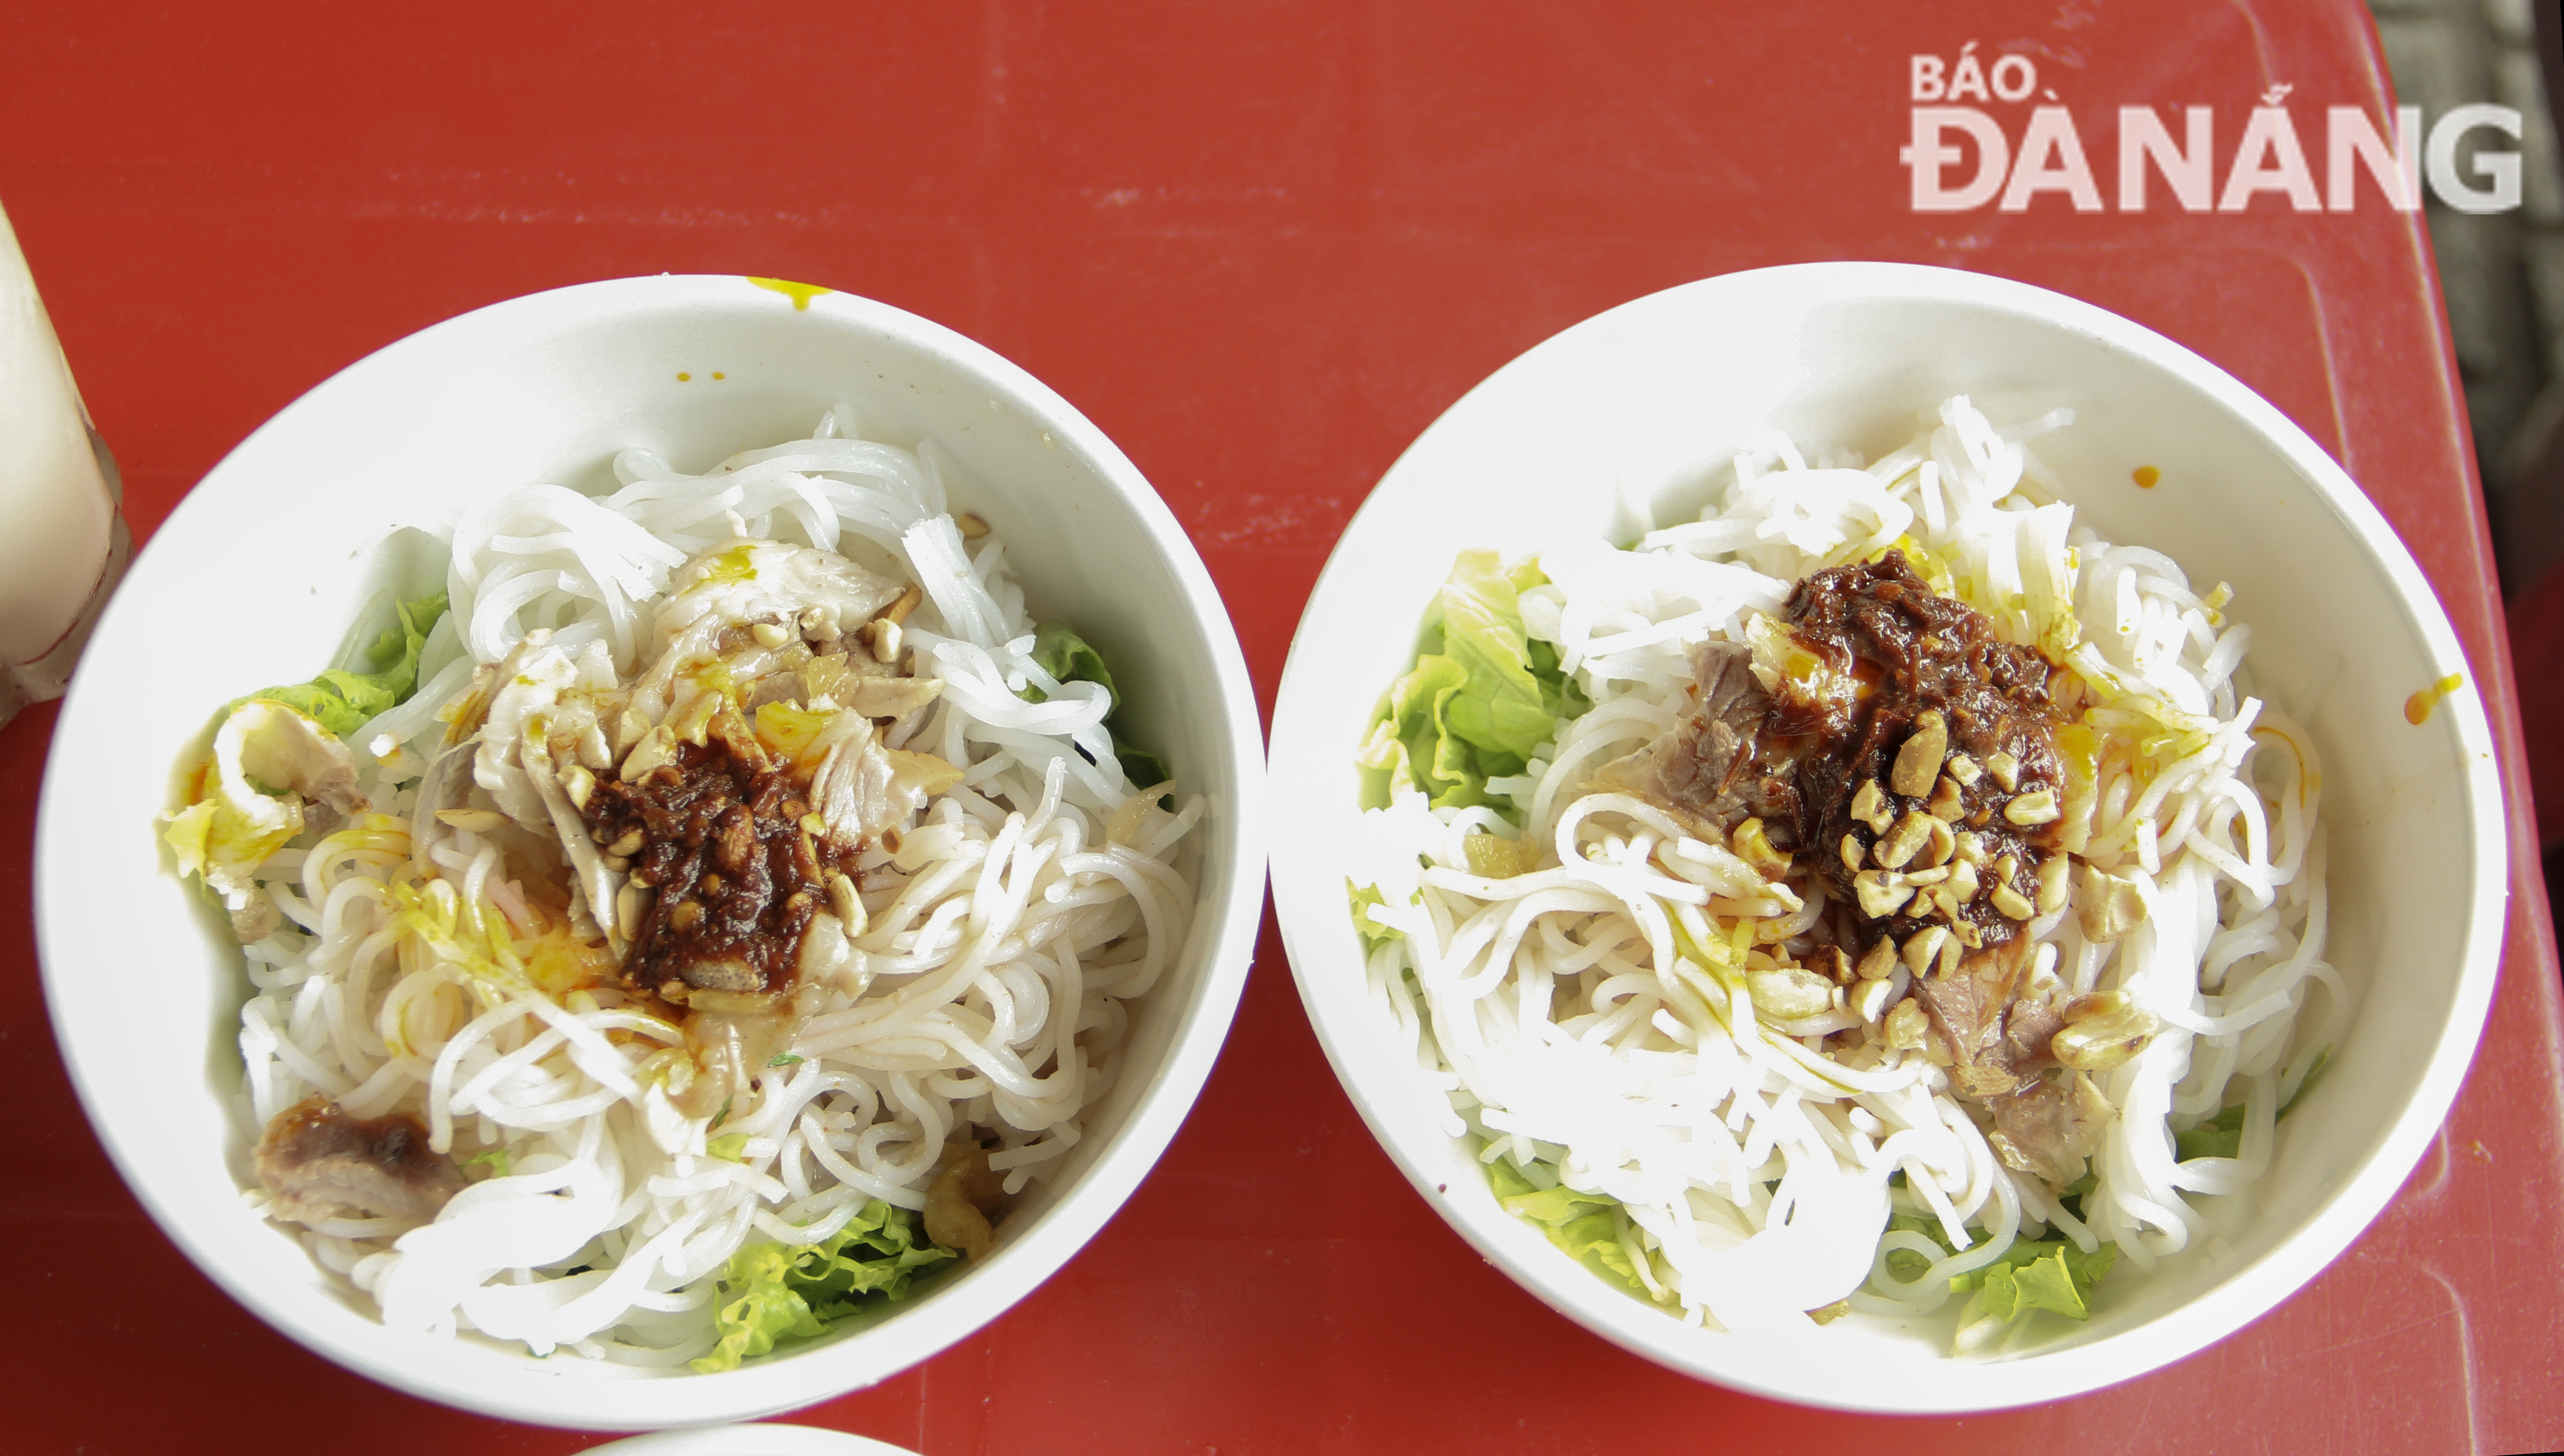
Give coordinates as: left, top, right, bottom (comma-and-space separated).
2133, 465, 2160, 488
748, 276, 833, 310
2404, 672, 2465, 725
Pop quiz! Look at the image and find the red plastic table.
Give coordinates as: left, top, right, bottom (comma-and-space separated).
4, 3, 2558, 1452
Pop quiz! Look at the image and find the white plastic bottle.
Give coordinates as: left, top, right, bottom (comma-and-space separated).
0, 197, 127, 724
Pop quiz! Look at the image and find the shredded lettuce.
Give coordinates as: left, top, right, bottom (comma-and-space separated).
1881, 1211, 1948, 1282
1031, 620, 1117, 709
2174, 1102, 2249, 1162
1486, 1155, 1644, 1294
242, 592, 450, 737
1022, 620, 1170, 787
1357, 551, 1585, 818
1957, 1240, 2117, 1326
2175, 1046, 2331, 1161
1347, 881, 1403, 951
1885, 1211, 2119, 1335
690, 1200, 958, 1373
1117, 743, 1170, 786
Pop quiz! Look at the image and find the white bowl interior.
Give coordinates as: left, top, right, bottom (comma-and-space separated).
1267, 262, 2505, 1412
37, 276, 1265, 1429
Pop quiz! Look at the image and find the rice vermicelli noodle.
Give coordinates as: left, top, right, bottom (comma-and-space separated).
1347, 395, 2338, 1347
168, 407, 1202, 1370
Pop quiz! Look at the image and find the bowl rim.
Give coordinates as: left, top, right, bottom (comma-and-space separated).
1266, 259, 2508, 1413
36, 273, 1269, 1429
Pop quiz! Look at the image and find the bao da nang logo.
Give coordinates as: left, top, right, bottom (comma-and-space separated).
1902, 43, 2526, 213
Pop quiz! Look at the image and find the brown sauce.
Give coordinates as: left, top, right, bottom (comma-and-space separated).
1777, 552, 2067, 954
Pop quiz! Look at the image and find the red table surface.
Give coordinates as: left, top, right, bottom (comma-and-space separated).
4, 3, 2558, 1452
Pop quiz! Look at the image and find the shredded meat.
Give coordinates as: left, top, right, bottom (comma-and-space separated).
1599, 640, 1803, 843
1985, 1070, 2113, 1186
580, 706, 854, 1003
1905, 935, 2054, 1099
255, 1095, 465, 1226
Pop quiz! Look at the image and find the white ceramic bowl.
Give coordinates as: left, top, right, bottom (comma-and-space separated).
1268, 262, 2506, 1411
36, 276, 1265, 1429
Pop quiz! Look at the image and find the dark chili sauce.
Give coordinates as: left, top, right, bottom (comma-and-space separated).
578, 711, 857, 1001
1775, 552, 2069, 952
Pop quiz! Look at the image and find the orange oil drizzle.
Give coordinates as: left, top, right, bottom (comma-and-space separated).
2404, 673, 2465, 725
2133, 465, 2160, 488
747, 277, 833, 310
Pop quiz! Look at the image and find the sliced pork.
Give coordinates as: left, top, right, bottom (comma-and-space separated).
255, 1095, 466, 1227
1604, 551, 2162, 1189
1597, 640, 1803, 845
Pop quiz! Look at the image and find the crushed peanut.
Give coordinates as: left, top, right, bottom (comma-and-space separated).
2053, 991, 2158, 1070
2003, 788, 2060, 826
1873, 810, 1935, 869
1884, 1000, 1929, 1049
1890, 709, 1949, 796
2075, 863, 2148, 943
1852, 976, 1900, 1024
1902, 926, 1950, 975
1850, 778, 1893, 834
1854, 869, 1913, 919
1856, 935, 1900, 980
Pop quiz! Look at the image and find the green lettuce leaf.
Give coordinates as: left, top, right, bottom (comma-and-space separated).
1358, 653, 1477, 810
1347, 881, 1404, 952
695, 1242, 827, 1373
1487, 1156, 1643, 1294
1882, 1210, 1953, 1281
1884, 1211, 2119, 1332
2175, 1102, 2248, 1162
1955, 1239, 2118, 1331
1357, 552, 1586, 817
690, 1200, 959, 1373
1020, 620, 1170, 790
1947, 1233, 2117, 1296
1030, 620, 1118, 711
1436, 552, 1567, 766
2176, 1047, 2330, 1162
1968, 1246, 2100, 1324
242, 592, 449, 737
1114, 744, 1171, 789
